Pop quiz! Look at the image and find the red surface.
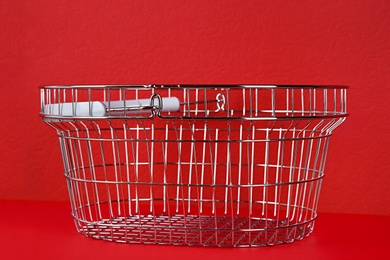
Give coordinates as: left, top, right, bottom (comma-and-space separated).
1, 200, 389, 259
0, 0, 390, 216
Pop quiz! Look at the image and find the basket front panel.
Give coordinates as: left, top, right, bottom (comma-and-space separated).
57, 118, 329, 246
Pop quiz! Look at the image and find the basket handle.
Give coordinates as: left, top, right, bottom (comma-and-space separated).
43, 95, 180, 117
106, 94, 180, 116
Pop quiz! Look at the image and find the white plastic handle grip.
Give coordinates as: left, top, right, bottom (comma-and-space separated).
44, 97, 180, 117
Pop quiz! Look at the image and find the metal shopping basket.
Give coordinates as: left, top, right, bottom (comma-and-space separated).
40, 84, 347, 247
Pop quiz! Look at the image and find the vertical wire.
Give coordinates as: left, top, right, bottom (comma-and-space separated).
274, 128, 282, 217
291, 88, 295, 117
144, 122, 154, 211
306, 137, 319, 229
193, 121, 202, 216
71, 88, 75, 116
187, 120, 201, 244
309, 89, 312, 116
286, 127, 296, 220
291, 131, 305, 220
313, 89, 317, 115
263, 128, 270, 216
143, 119, 157, 241
135, 121, 140, 214
74, 89, 78, 116
287, 125, 299, 240
162, 122, 173, 240
72, 124, 93, 221
180, 122, 190, 241
135, 120, 142, 242
127, 122, 138, 217
255, 88, 258, 117
40, 88, 45, 113
105, 88, 110, 117
187, 89, 191, 116
188, 123, 195, 213
176, 124, 183, 213
109, 124, 121, 216
60, 137, 76, 215
312, 138, 326, 216
63, 134, 76, 210
301, 89, 305, 116
249, 124, 255, 214
213, 127, 219, 246
299, 131, 313, 222
236, 123, 243, 215
116, 123, 127, 222
123, 121, 132, 216
248, 123, 255, 243
263, 127, 270, 244
228, 124, 235, 246
286, 89, 289, 116
96, 123, 114, 220
204, 89, 209, 116
150, 121, 155, 213
249, 88, 253, 118
169, 119, 182, 243
163, 123, 169, 212
122, 88, 127, 117
312, 136, 329, 227
311, 137, 322, 211
324, 89, 328, 115
125, 120, 141, 242
53, 88, 58, 114
212, 129, 219, 215
309, 119, 325, 218
203, 123, 215, 244
57, 88, 61, 114
195, 88, 199, 115
242, 88, 246, 116
345, 88, 348, 113
80, 122, 102, 220
197, 122, 207, 233
46, 89, 50, 114
275, 126, 285, 243
224, 121, 231, 215
168, 88, 172, 116
183, 89, 187, 116
225, 88, 230, 118
271, 88, 276, 117
117, 107, 129, 234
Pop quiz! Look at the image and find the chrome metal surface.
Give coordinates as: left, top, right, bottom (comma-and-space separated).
40, 84, 347, 247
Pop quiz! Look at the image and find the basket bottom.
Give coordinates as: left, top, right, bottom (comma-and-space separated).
75, 214, 314, 247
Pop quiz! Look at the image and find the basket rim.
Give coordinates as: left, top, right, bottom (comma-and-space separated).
39, 84, 349, 89
40, 84, 348, 120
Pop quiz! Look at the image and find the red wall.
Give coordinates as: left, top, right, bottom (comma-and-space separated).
1, 0, 389, 216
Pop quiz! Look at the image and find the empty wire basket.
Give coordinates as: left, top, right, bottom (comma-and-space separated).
40, 84, 347, 247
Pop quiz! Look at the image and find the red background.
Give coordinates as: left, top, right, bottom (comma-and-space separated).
0, 0, 389, 216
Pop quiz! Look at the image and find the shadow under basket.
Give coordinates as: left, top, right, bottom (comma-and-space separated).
40, 84, 348, 247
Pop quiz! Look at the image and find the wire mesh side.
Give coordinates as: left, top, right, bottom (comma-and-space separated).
57, 118, 332, 246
